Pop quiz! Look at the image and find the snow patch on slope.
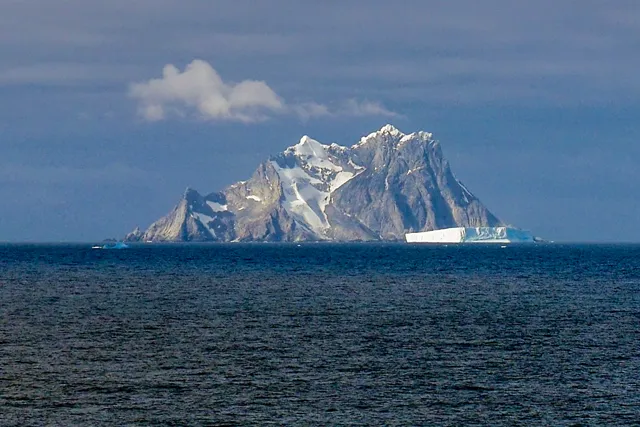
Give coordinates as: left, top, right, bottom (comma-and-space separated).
330, 171, 355, 192
271, 160, 329, 233
207, 201, 227, 212
453, 178, 474, 203
192, 212, 215, 236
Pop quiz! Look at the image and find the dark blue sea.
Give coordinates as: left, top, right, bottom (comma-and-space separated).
1, 243, 639, 425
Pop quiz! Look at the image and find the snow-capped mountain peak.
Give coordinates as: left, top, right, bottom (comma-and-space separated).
379, 123, 404, 135
272, 134, 366, 236
396, 130, 436, 149
353, 124, 410, 148
291, 135, 325, 154
286, 135, 341, 171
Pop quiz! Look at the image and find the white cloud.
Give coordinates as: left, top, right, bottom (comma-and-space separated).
292, 102, 332, 120
292, 99, 399, 120
129, 59, 284, 122
129, 59, 397, 122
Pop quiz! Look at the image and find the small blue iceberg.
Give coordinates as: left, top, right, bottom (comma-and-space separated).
93, 241, 129, 249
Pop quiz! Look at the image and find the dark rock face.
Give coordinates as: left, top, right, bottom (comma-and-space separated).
125, 125, 502, 242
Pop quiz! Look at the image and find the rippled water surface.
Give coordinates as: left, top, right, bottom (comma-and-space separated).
1, 243, 639, 425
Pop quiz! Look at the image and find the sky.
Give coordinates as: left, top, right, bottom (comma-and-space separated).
1, 0, 639, 242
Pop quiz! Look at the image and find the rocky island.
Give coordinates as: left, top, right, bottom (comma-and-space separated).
125, 125, 520, 242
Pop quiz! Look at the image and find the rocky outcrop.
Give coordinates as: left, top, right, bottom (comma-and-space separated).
123, 226, 144, 242
126, 125, 503, 242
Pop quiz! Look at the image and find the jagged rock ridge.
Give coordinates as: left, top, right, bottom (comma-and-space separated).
126, 125, 503, 242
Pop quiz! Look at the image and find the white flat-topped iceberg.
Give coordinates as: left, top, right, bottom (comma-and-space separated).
406, 227, 535, 244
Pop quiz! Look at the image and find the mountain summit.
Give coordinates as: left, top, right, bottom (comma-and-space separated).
126, 125, 503, 242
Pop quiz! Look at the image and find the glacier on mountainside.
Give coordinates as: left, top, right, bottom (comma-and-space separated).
268, 135, 363, 236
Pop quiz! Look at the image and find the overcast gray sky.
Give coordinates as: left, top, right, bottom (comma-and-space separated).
1, 0, 639, 241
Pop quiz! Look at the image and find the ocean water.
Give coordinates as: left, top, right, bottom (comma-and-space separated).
1, 243, 639, 425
